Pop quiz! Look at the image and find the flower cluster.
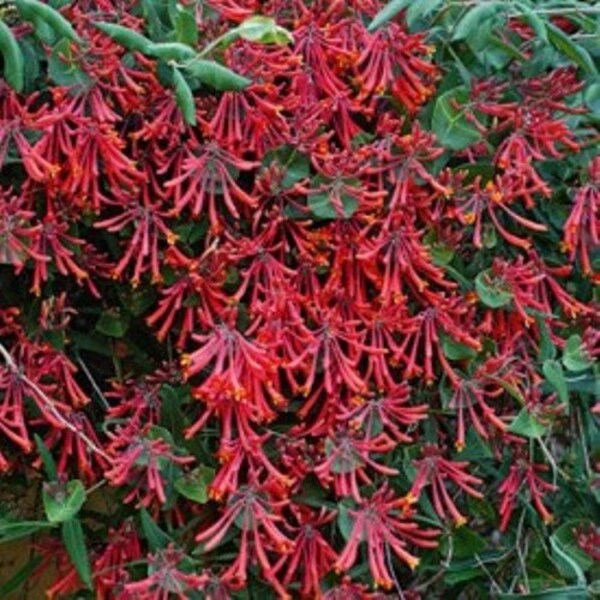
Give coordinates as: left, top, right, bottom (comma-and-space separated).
0, 0, 598, 597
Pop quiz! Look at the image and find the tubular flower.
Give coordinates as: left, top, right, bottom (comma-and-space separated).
105, 433, 194, 507
449, 376, 508, 452
94, 193, 177, 286
394, 301, 481, 385
146, 245, 229, 347
339, 384, 428, 443
181, 320, 278, 405
335, 485, 439, 589
195, 483, 294, 598
357, 214, 456, 304
121, 546, 208, 600
63, 120, 145, 211
314, 429, 399, 501
356, 25, 438, 111
452, 176, 548, 250
273, 508, 338, 597
94, 521, 143, 598
0, 189, 46, 268
163, 140, 259, 229
498, 458, 557, 531
563, 158, 599, 280
405, 445, 483, 526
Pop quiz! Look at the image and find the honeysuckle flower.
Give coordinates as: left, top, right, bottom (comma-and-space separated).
122, 546, 208, 600
339, 384, 427, 443
335, 485, 439, 589
105, 432, 194, 507
0, 188, 47, 270
163, 140, 259, 229
498, 457, 557, 531
272, 508, 337, 598
27, 207, 89, 296
94, 521, 143, 598
195, 481, 294, 598
146, 244, 229, 346
406, 444, 483, 526
356, 25, 438, 111
314, 428, 399, 501
449, 375, 508, 452
563, 158, 599, 280
63, 120, 145, 211
452, 176, 548, 250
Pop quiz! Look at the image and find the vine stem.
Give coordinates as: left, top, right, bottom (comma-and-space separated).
0, 341, 111, 462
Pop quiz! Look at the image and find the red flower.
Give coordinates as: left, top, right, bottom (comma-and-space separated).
335, 485, 439, 589
163, 140, 258, 229
273, 508, 338, 597
122, 546, 208, 600
356, 26, 438, 111
405, 445, 483, 526
563, 158, 599, 280
339, 384, 427, 443
105, 431, 194, 507
574, 523, 600, 562
195, 481, 294, 598
498, 457, 557, 531
314, 429, 398, 501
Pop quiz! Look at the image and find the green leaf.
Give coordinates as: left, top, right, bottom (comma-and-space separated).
584, 81, 600, 113
95, 309, 130, 338
550, 520, 594, 578
308, 177, 360, 220
146, 42, 196, 61
0, 21, 24, 92
263, 146, 310, 188
432, 87, 481, 150
565, 373, 599, 395
61, 519, 92, 588
175, 465, 215, 503
442, 334, 477, 360
452, 2, 504, 42
405, 0, 443, 29
546, 23, 597, 75
337, 501, 355, 541
550, 531, 586, 585
159, 384, 189, 445
235, 16, 293, 45
0, 521, 56, 543
172, 67, 196, 125
94, 22, 154, 53
34, 434, 58, 481
140, 508, 171, 551
48, 38, 92, 88
562, 335, 592, 373
183, 59, 251, 91
173, 5, 198, 45
441, 526, 487, 559
309, 192, 357, 220
14, 0, 82, 44
368, 0, 411, 32
536, 316, 556, 361
43, 480, 86, 523
508, 408, 547, 439
455, 427, 494, 460
0, 555, 42, 595
515, 2, 547, 42
543, 359, 568, 404
475, 269, 513, 308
